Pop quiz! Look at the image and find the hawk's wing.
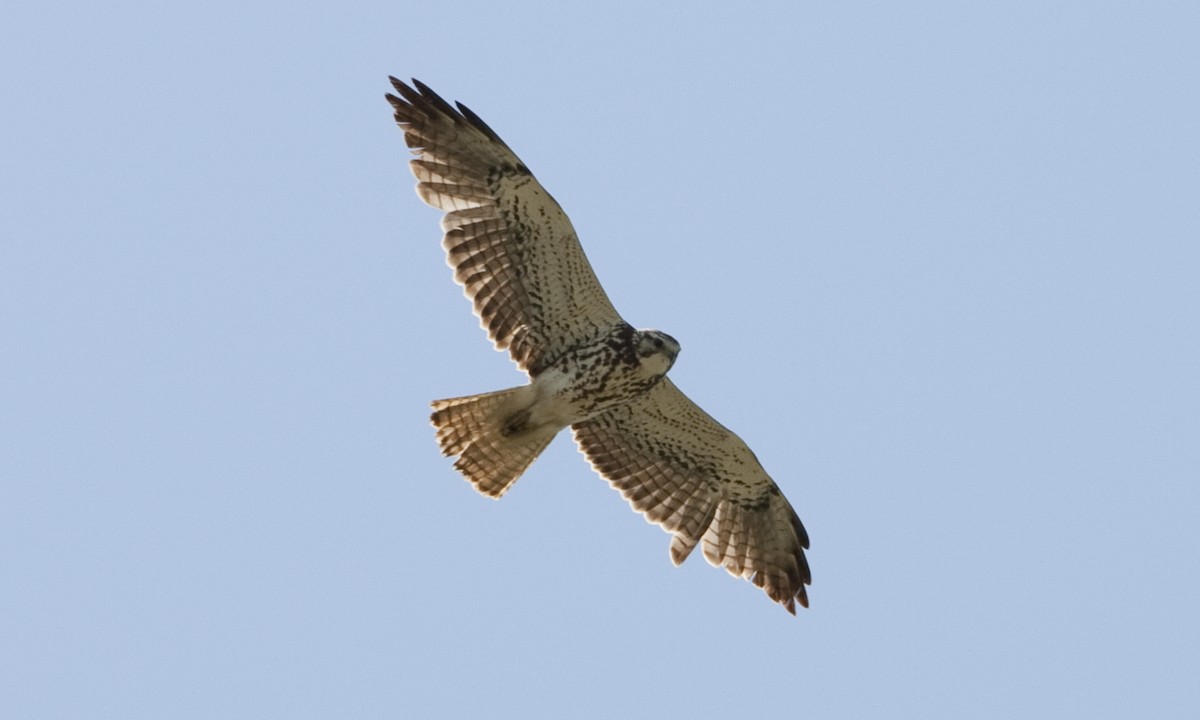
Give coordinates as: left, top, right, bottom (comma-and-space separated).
572, 379, 811, 613
387, 78, 623, 374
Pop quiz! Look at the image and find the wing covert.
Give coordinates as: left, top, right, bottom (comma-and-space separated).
572, 379, 811, 613
387, 78, 624, 374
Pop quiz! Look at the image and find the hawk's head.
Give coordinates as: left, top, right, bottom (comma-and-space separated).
635, 329, 680, 378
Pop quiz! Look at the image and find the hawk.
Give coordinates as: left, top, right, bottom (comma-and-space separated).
387, 78, 811, 613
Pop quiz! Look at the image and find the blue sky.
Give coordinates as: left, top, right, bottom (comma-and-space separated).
3, 1, 1198, 717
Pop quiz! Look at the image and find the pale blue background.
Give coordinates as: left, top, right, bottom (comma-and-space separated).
3, 1, 1198, 718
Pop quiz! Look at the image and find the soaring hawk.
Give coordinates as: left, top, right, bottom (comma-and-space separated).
387, 78, 811, 613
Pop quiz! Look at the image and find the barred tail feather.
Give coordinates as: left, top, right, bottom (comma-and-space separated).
430, 386, 554, 498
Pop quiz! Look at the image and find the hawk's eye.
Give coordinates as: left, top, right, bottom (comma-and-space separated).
652, 337, 663, 349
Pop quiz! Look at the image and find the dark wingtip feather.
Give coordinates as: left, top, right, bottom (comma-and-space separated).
388, 76, 424, 107
409, 78, 459, 119
456, 101, 504, 143
386, 76, 510, 147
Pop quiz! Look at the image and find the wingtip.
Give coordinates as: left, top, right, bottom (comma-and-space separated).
780, 588, 809, 615
385, 75, 511, 148
388, 75, 414, 96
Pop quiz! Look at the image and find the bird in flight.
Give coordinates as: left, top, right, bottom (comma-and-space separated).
387, 78, 811, 613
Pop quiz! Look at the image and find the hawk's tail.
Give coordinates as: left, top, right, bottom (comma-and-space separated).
430, 386, 555, 498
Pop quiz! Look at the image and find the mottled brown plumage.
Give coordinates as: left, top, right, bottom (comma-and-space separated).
388, 77, 811, 613
573, 379, 810, 611
387, 78, 620, 375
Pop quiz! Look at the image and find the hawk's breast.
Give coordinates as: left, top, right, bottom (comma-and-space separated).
534, 324, 675, 424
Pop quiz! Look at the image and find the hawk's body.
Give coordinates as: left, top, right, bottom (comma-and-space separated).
388, 78, 812, 613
